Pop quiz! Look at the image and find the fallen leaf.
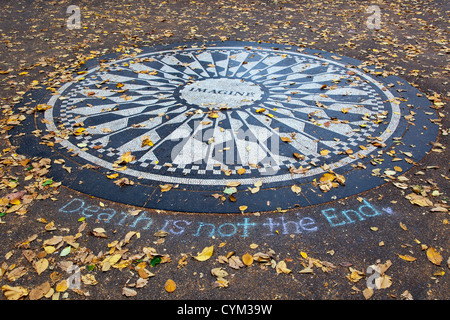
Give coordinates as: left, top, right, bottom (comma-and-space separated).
406, 193, 433, 207
237, 168, 246, 175
398, 255, 417, 262
165, 279, 176, 293
194, 245, 214, 261
1, 285, 28, 300
426, 247, 443, 265
34, 258, 49, 275
122, 287, 137, 297
119, 151, 135, 164
211, 268, 228, 278
228, 256, 244, 269
159, 184, 173, 192
242, 253, 253, 266
29, 282, 51, 300
276, 261, 291, 274
363, 287, 374, 300
55, 280, 68, 293
291, 185, 302, 195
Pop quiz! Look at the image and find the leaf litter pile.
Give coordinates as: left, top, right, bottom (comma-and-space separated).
0, 0, 448, 299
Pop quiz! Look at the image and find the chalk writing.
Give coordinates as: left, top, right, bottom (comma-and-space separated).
321, 199, 384, 227
59, 197, 391, 237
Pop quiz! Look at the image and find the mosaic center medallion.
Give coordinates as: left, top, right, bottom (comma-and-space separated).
11, 42, 439, 213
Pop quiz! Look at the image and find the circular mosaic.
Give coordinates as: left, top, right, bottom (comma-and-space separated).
11, 42, 439, 213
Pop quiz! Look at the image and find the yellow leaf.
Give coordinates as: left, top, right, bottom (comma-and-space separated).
194, 245, 214, 262
280, 136, 292, 143
44, 246, 56, 254
1, 285, 28, 300
242, 253, 253, 266
55, 280, 68, 292
433, 269, 445, 277
319, 173, 335, 182
291, 185, 302, 194
120, 151, 135, 164
159, 184, 173, 192
398, 255, 416, 262
107, 173, 119, 179
320, 149, 329, 156
300, 251, 308, 259
36, 104, 52, 111
10, 199, 21, 205
426, 247, 443, 265
141, 136, 153, 147
256, 108, 266, 113
208, 112, 219, 119
239, 205, 248, 212
73, 127, 86, 136
237, 168, 246, 175
165, 279, 176, 293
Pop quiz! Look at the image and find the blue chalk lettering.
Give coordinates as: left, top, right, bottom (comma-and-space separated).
321, 208, 347, 227
218, 223, 237, 237
299, 217, 318, 232
59, 198, 85, 213
117, 212, 129, 226
359, 199, 381, 217
97, 208, 117, 223
171, 220, 192, 235
130, 211, 152, 230
342, 209, 365, 223
81, 205, 99, 218
262, 218, 280, 235
236, 218, 257, 237
193, 222, 215, 237
280, 216, 301, 235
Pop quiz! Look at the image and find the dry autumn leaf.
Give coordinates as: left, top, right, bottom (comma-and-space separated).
194, 245, 214, 261
276, 261, 292, 274
398, 254, 417, 262
426, 247, 443, 265
55, 280, 68, 293
160, 184, 173, 192
165, 279, 176, 293
291, 184, 302, 195
122, 287, 137, 297
242, 253, 253, 266
1, 285, 28, 300
34, 258, 49, 275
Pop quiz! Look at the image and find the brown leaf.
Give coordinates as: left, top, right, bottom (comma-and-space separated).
7, 266, 27, 282
122, 287, 137, 297
276, 261, 292, 274
228, 256, 244, 269
29, 282, 51, 300
34, 258, 49, 275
